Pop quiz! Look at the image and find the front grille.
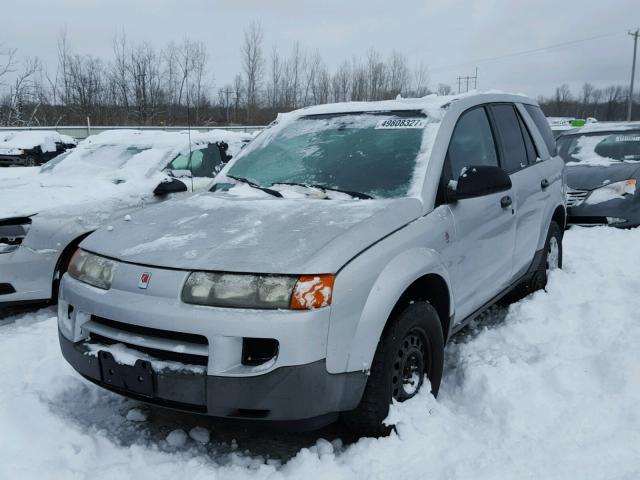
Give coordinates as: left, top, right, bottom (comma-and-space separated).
566, 189, 590, 207
85, 316, 209, 366
91, 316, 207, 346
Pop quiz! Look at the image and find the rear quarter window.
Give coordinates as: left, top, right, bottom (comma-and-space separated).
524, 104, 557, 157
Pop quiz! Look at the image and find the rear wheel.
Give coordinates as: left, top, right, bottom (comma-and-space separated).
342, 301, 444, 437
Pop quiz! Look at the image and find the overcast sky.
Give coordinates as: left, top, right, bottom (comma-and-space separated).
2, 0, 638, 98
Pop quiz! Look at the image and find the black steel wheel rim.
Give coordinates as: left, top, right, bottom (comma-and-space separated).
392, 328, 429, 401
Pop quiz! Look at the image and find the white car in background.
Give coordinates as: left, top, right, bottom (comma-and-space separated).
0, 129, 251, 310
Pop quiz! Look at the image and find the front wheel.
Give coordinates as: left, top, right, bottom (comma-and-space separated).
342, 301, 444, 437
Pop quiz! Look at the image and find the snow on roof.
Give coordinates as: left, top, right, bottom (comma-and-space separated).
0, 130, 76, 154
81, 128, 250, 152
280, 90, 530, 121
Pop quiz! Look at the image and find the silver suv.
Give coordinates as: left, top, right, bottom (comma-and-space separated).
57, 93, 566, 436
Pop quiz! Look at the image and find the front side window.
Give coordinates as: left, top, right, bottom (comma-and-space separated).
491, 104, 529, 173
557, 131, 640, 164
447, 107, 499, 179
223, 113, 427, 199
166, 144, 224, 178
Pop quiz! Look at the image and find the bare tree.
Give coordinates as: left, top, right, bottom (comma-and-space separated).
242, 21, 264, 122
387, 51, 409, 97
5, 57, 41, 125
0, 44, 16, 87
412, 62, 430, 97
266, 45, 282, 109
331, 60, 351, 102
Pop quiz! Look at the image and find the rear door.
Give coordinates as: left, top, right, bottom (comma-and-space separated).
489, 103, 548, 279
445, 106, 517, 322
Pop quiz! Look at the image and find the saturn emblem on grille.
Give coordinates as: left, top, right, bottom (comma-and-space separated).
138, 272, 151, 289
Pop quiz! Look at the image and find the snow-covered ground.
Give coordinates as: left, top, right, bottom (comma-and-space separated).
1, 226, 639, 479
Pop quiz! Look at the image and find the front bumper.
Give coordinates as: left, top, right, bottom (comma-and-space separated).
59, 331, 365, 421
567, 194, 640, 228
58, 273, 367, 421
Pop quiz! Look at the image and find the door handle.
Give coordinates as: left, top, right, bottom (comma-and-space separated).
541, 178, 550, 189
500, 195, 512, 208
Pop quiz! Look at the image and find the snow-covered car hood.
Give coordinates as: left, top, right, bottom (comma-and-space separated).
566, 163, 640, 190
80, 194, 423, 274
0, 172, 165, 220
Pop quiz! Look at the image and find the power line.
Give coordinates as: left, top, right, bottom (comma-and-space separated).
430, 31, 624, 74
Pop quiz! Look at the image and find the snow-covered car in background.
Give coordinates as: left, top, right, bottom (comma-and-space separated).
57, 92, 566, 436
0, 130, 77, 167
0, 129, 251, 309
558, 122, 640, 228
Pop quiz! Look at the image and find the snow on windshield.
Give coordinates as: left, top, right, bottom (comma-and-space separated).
221, 112, 443, 199
559, 131, 640, 166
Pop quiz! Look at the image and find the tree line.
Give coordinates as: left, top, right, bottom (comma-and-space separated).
537, 83, 639, 121
1, 23, 638, 127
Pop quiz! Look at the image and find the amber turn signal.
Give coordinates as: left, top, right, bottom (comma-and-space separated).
290, 274, 335, 309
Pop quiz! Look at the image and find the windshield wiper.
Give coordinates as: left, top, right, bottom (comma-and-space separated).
227, 174, 283, 198
272, 182, 372, 200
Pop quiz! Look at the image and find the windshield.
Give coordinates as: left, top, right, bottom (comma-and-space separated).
222, 112, 427, 199
557, 130, 640, 165
41, 145, 151, 174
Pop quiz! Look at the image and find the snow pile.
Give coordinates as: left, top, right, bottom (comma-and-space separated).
0, 227, 639, 478
0, 130, 76, 155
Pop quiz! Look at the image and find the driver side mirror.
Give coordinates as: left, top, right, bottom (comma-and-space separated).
153, 177, 188, 196
448, 165, 511, 200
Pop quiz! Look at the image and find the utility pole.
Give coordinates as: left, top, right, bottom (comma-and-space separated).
456, 68, 479, 94
221, 87, 233, 124
628, 28, 639, 121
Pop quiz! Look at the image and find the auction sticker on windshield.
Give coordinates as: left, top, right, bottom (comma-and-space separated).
375, 118, 427, 129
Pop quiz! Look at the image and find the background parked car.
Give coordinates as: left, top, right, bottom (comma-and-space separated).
558, 122, 640, 228
0, 130, 77, 167
0, 129, 251, 311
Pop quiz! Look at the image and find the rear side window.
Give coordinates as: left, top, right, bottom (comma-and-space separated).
517, 111, 538, 164
447, 107, 499, 179
524, 104, 557, 156
491, 104, 528, 173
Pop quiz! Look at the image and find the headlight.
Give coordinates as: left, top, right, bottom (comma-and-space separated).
586, 179, 636, 205
67, 250, 116, 290
182, 272, 335, 310
598, 179, 636, 196
0, 217, 32, 254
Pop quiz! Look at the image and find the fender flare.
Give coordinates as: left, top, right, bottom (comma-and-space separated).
342, 247, 453, 373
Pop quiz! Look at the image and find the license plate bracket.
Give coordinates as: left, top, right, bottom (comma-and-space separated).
98, 351, 155, 397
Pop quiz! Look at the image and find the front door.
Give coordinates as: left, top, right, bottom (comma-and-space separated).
445, 106, 517, 322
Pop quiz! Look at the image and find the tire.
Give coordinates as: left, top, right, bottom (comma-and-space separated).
25, 156, 37, 167
342, 301, 444, 437
502, 220, 563, 303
